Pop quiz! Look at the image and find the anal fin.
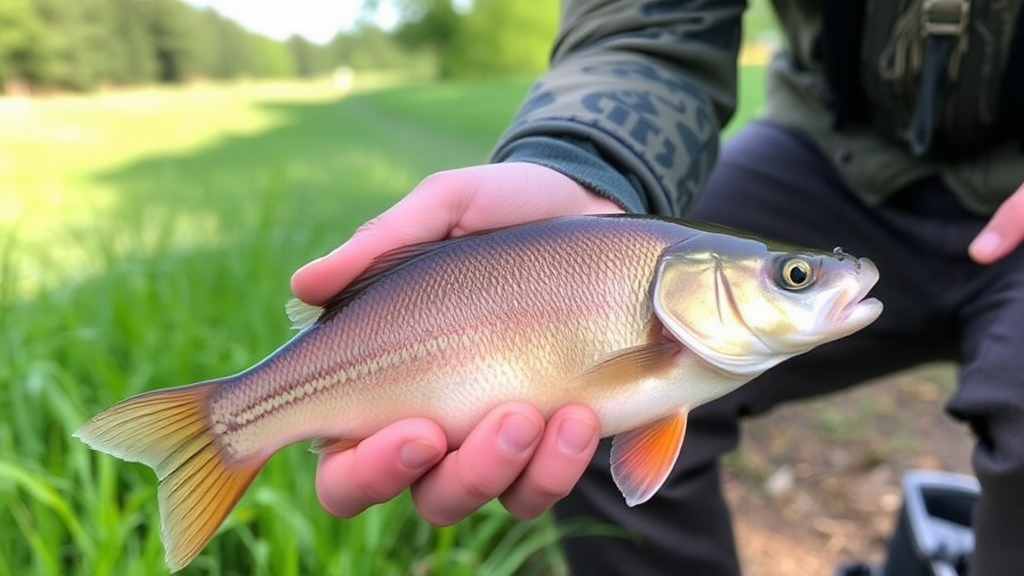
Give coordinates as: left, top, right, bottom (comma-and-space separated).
610, 411, 688, 507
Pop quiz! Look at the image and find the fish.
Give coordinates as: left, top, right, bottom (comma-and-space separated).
74, 214, 883, 571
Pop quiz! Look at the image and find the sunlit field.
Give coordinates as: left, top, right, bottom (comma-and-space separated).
0, 68, 765, 575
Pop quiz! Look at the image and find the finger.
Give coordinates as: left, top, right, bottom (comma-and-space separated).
291, 170, 478, 304
499, 405, 600, 519
316, 418, 447, 518
969, 183, 1024, 264
410, 402, 545, 526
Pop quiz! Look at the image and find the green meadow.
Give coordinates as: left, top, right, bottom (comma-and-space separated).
0, 69, 765, 575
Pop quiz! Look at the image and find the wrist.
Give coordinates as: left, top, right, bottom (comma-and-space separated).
494, 136, 647, 214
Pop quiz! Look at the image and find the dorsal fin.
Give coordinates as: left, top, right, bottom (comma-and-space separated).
285, 298, 323, 331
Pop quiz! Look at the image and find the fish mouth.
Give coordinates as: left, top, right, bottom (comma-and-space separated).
832, 258, 883, 328
839, 296, 884, 326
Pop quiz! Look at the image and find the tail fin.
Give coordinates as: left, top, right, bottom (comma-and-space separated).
74, 381, 266, 571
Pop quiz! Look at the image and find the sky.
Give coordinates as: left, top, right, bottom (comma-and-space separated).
181, 0, 399, 44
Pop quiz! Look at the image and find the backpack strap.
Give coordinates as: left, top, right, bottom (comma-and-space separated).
907, 0, 971, 156
824, 0, 1020, 155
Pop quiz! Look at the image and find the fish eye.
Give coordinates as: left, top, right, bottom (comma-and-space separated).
779, 258, 814, 290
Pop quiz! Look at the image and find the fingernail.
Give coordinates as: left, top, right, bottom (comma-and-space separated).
399, 441, 441, 469
557, 417, 596, 456
970, 231, 1002, 258
498, 413, 541, 455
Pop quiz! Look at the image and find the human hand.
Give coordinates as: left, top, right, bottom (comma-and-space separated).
294, 162, 621, 523
314, 402, 601, 524
291, 162, 624, 304
969, 182, 1024, 264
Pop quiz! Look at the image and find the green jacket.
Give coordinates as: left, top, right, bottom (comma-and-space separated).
492, 0, 1023, 216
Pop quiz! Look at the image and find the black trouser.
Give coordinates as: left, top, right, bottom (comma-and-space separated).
555, 121, 1024, 576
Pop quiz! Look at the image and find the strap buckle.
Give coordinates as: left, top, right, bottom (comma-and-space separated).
922, 0, 971, 36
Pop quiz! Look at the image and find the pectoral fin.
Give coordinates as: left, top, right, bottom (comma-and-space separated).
310, 437, 361, 454
568, 342, 680, 388
610, 411, 688, 506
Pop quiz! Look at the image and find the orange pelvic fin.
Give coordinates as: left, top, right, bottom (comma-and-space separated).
609, 411, 688, 507
74, 381, 266, 572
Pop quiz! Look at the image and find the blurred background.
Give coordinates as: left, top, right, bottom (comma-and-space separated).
0, 1, 970, 575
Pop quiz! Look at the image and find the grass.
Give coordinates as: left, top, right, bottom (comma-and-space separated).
0, 67, 766, 575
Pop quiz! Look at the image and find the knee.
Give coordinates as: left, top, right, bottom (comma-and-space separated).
948, 385, 1024, 482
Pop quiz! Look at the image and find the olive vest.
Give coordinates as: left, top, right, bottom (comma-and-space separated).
822, 0, 1024, 157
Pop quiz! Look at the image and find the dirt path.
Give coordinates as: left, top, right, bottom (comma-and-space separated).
720, 363, 973, 575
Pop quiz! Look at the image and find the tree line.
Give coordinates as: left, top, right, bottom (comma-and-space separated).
386, 0, 557, 79
0, 0, 338, 92
0, 0, 559, 93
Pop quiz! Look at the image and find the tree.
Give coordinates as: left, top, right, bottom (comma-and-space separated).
0, 0, 52, 89
446, 0, 558, 79
393, 0, 462, 78
251, 35, 295, 78
288, 35, 327, 78
382, 0, 560, 79
106, 0, 159, 84
328, 25, 423, 71
146, 0, 195, 82
2, 0, 347, 91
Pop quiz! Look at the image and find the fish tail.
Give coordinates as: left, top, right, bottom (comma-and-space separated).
74, 380, 266, 572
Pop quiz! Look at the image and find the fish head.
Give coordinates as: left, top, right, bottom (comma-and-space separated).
652, 230, 883, 377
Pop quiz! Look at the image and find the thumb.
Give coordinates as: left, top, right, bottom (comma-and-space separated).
290, 170, 478, 304
291, 163, 622, 304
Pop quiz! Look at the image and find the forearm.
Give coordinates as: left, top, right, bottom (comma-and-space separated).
492, 0, 745, 217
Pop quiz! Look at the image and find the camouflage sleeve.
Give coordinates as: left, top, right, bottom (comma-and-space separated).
490, 0, 745, 216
